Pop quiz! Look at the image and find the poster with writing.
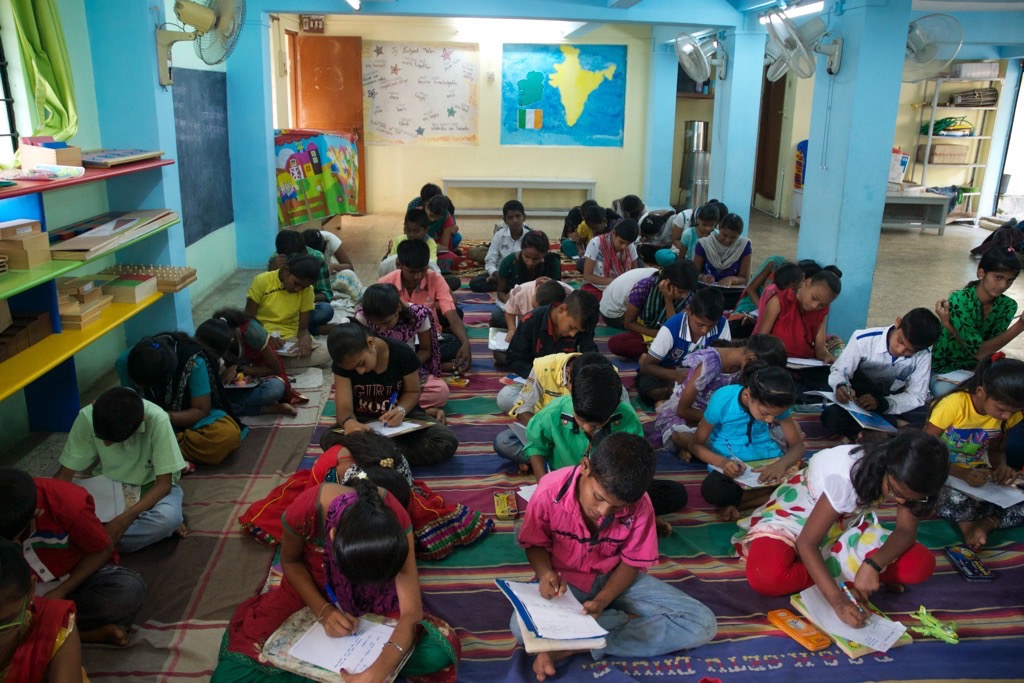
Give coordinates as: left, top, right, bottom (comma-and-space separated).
362, 42, 479, 145
501, 44, 626, 147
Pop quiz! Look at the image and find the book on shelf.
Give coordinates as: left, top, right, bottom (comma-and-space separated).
48, 210, 177, 260
81, 149, 165, 168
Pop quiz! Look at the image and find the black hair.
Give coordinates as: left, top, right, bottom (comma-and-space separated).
809, 269, 842, 296
127, 336, 178, 388
969, 247, 1022, 288
693, 201, 723, 225
797, 259, 822, 277
583, 204, 607, 225
772, 262, 803, 290
612, 218, 639, 243
503, 199, 525, 217
285, 253, 320, 282
404, 208, 429, 228
330, 478, 409, 585
419, 183, 442, 202
360, 284, 413, 328
395, 238, 430, 269
568, 351, 615, 388
426, 194, 449, 216
688, 287, 725, 322
195, 318, 233, 365
850, 429, 949, 516
745, 334, 787, 368
659, 259, 698, 293
319, 432, 412, 509
823, 264, 843, 279
0, 468, 36, 540
571, 363, 622, 425
899, 307, 942, 350
620, 195, 644, 219
578, 199, 599, 212
563, 289, 600, 332
535, 279, 568, 307
958, 355, 1024, 407
718, 213, 744, 234
0, 538, 31, 601
92, 386, 145, 443
741, 362, 796, 409
275, 230, 305, 256
302, 229, 327, 253
587, 432, 655, 505
327, 323, 372, 364
519, 230, 549, 254
211, 307, 250, 328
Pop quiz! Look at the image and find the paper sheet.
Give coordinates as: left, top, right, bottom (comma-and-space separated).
806, 391, 897, 432
288, 617, 394, 674
709, 465, 771, 489
786, 357, 827, 368
368, 420, 427, 438
489, 327, 510, 351
497, 580, 608, 639
946, 475, 1024, 508
518, 484, 537, 502
798, 585, 907, 653
935, 369, 973, 384
72, 475, 126, 523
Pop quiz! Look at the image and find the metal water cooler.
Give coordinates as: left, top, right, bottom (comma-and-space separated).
680, 120, 710, 210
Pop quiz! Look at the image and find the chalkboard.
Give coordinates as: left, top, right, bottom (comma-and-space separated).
172, 68, 234, 245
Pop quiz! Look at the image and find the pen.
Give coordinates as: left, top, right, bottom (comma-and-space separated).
325, 584, 360, 635
841, 583, 866, 618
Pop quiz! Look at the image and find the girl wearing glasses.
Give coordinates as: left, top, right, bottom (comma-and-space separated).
733, 430, 948, 628
0, 539, 84, 682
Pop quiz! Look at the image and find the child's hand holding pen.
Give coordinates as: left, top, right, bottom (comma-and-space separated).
321, 585, 360, 637
537, 570, 567, 599
832, 582, 869, 629
989, 464, 1018, 486
379, 390, 405, 427
722, 443, 746, 478
835, 382, 855, 404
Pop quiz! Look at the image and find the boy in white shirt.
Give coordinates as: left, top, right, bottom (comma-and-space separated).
469, 200, 530, 293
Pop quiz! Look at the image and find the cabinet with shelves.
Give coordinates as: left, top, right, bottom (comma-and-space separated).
910, 75, 1002, 225
0, 159, 187, 432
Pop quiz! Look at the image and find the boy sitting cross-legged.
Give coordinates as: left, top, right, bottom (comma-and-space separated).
510, 432, 717, 680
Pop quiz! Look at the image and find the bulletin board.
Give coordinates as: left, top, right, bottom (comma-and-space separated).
171, 68, 235, 245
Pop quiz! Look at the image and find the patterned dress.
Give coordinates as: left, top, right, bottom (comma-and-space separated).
652, 348, 738, 448
932, 285, 1017, 373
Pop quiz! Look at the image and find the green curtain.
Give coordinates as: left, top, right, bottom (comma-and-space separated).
10, 0, 78, 141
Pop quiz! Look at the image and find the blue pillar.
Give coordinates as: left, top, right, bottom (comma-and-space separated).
708, 24, 766, 230
796, 0, 913, 339
643, 35, 682, 209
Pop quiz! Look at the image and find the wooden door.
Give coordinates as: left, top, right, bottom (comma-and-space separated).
754, 72, 787, 201
294, 35, 366, 214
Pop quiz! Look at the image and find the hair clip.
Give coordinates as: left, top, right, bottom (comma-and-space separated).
353, 470, 369, 480
150, 341, 161, 349
380, 458, 394, 469
992, 351, 1006, 362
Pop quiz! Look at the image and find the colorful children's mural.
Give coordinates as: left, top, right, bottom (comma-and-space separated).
274, 129, 361, 227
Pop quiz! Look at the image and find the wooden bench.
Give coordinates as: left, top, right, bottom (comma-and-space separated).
442, 177, 596, 217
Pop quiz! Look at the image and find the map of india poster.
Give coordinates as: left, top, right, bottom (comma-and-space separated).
501, 44, 626, 147
363, 41, 478, 145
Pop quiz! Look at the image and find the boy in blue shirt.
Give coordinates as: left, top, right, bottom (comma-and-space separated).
637, 288, 730, 405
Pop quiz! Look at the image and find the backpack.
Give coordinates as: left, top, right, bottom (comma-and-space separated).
970, 217, 1022, 258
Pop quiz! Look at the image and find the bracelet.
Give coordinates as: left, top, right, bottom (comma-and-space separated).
863, 557, 884, 573
382, 640, 405, 654
395, 405, 407, 416
317, 603, 334, 622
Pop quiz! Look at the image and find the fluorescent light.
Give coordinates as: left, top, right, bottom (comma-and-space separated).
345, 0, 360, 10
759, 1, 823, 24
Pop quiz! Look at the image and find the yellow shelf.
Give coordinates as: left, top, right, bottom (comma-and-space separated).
0, 292, 163, 402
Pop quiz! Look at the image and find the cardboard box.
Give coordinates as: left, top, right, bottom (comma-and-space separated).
0, 299, 11, 335
11, 311, 52, 345
0, 231, 50, 252
916, 143, 968, 164
0, 324, 31, 355
888, 151, 910, 183
0, 219, 42, 239
0, 248, 51, 270
20, 144, 83, 171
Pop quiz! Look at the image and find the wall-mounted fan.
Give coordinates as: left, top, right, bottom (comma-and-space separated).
763, 17, 827, 82
674, 33, 728, 83
765, 11, 842, 78
902, 14, 963, 83
156, 0, 246, 86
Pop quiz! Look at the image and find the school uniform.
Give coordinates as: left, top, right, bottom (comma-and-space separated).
504, 304, 598, 380
822, 325, 931, 439
510, 465, 716, 658
638, 309, 730, 405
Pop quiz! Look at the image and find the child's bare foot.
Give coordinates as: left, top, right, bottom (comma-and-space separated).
960, 517, 997, 551
532, 650, 573, 681
176, 521, 189, 539
426, 408, 447, 424
717, 505, 741, 522
518, 462, 532, 476
881, 582, 905, 594
656, 519, 673, 537
80, 624, 129, 646
263, 402, 298, 416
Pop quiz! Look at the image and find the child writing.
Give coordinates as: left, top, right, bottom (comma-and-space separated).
470, 199, 531, 293
758, 268, 842, 364
0, 539, 85, 683
380, 208, 461, 292
654, 334, 787, 455
733, 431, 949, 627
561, 201, 612, 259
246, 253, 330, 367
822, 307, 942, 441
328, 323, 458, 466
501, 277, 574, 343
492, 230, 562, 328
267, 230, 334, 336
581, 218, 639, 300
744, 261, 803, 333
925, 354, 1024, 549
426, 193, 460, 251
688, 364, 807, 521
355, 283, 450, 420
932, 248, 1024, 398
671, 199, 726, 259
505, 289, 600, 380
729, 256, 792, 337
692, 213, 751, 286
511, 433, 716, 681
212, 480, 460, 682
607, 260, 699, 359
303, 226, 354, 272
